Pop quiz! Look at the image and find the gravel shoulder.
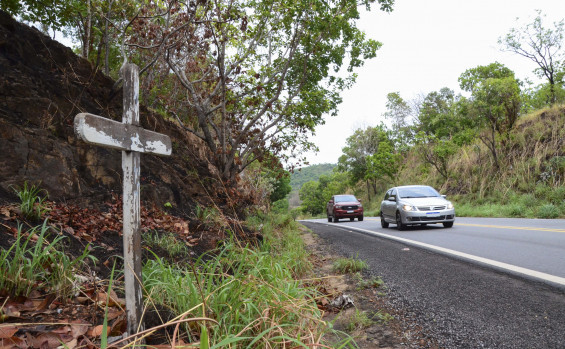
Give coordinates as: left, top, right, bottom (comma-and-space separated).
301, 221, 565, 349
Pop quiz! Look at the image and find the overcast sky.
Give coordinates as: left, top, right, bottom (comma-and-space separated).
300, 0, 565, 166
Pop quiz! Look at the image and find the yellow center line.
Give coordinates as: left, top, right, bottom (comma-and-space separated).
449, 223, 565, 233
365, 219, 565, 233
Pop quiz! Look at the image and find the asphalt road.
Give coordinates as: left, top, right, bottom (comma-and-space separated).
301, 218, 565, 348
306, 216, 565, 286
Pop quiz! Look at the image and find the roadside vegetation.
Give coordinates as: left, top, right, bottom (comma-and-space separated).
294, 12, 565, 219
1, 183, 358, 348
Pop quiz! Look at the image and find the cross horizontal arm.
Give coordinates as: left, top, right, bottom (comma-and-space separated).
74, 113, 172, 156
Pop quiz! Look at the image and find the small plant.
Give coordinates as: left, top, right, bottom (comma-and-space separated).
372, 310, 394, 324
345, 309, 373, 332
163, 202, 173, 209
353, 272, 384, 290
333, 256, 368, 274
10, 181, 49, 220
143, 230, 187, 258
0, 221, 96, 298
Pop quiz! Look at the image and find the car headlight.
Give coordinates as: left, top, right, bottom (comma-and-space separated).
335, 205, 341, 209
447, 202, 454, 209
402, 204, 415, 211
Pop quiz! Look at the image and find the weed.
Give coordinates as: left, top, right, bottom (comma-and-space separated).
10, 181, 49, 221
333, 256, 368, 274
0, 221, 96, 298
143, 230, 188, 258
353, 272, 384, 290
345, 309, 373, 332
372, 310, 394, 324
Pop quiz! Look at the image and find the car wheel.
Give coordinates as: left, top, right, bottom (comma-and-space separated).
380, 213, 388, 228
358, 215, 364, 222
350, 217, 354, 222
443, 222, 454, 228
396, 211, 406, 231
334, 214, 339, 222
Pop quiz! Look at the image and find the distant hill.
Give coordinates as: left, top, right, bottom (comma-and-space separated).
290, 163, 336, 192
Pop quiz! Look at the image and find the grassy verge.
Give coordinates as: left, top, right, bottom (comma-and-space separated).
142, 211, 355, 348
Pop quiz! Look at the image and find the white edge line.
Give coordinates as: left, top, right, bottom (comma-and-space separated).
303, 220, 565, 288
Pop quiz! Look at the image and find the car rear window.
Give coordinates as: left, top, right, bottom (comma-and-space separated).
397, 186, 440, 198
335, 195, 357, 202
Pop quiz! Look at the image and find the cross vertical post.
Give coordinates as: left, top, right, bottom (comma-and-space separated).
121, 63, 144, 340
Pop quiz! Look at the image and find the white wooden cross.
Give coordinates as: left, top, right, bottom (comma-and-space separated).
74, 64, 172, 341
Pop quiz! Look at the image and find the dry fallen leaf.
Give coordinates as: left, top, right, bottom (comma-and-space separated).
69, 320, 89, 338
0, 327, 18, 339
88, 325, 103, 338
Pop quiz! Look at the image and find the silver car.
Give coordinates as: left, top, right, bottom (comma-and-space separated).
380, 185, 455, 230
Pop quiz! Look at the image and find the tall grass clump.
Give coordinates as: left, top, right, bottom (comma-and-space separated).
10, 181, 49, 221
142, 211, 353, 348
143, 242, 332, 347
0, 221, 96, 298
143, 230, 188, 258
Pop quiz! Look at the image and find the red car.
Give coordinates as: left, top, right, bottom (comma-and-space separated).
327, 194, 364, 222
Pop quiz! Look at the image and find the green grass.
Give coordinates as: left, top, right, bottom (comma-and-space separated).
333, 256, 368, 274
10, 181, 49, 221
143, 230, 188, 258
142, 212, 355, 348
353, 272, 384, 290
0, 221, 96, 299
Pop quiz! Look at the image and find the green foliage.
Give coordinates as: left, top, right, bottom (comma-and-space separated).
537, 204, 561, 219
269, 171, 292, 203
332, 256, 368, 274
0, 221, 96, 298
10, 182, 49, 221
290, 164, 336, 192
353, 272, 384, 290
499, 10, 565, 105
130, 0, 394, 181
143, 230, 188, 259
298, 172, 349, 215
344, 309, 373, 332
142, 212, 346, 347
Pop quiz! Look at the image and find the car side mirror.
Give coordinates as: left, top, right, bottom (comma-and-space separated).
441, 195, 446, 198
329, 200, 334, 204
358, 199, 362, 203
388, 196, 396, 201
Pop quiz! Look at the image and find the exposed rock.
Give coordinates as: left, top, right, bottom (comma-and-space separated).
0, 10, 216, 214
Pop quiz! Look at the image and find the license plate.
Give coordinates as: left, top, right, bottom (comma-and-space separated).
347, 210, 354, 213
426, 212, 440, 217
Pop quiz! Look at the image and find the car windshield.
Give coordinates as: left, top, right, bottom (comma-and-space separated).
397, 186, 440, 198
335, 195, 357, 203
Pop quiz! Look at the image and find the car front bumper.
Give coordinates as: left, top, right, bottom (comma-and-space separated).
334, 209, 364, 218
402, 209, 455, 224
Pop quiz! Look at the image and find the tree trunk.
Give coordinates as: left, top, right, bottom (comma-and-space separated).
366, 180, 371, 201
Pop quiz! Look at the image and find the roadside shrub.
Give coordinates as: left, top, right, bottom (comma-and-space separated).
536, 204, 561, 219
534, 184, 552, 199
505, 203, 526, 218
519, 194, 538, 208
548, 186, 565, 205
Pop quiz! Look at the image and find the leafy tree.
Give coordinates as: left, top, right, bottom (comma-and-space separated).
270, 171, 292, 203
337, 125, 389, 199
459, 63, 521, 169
383, 91, 413, 147
365, 140, 401, 184
298, 172, 348, 215
1, 0, 137, 75
414, 133, 458, 180
128, 0, 394, 183
499, 10, 565, 105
